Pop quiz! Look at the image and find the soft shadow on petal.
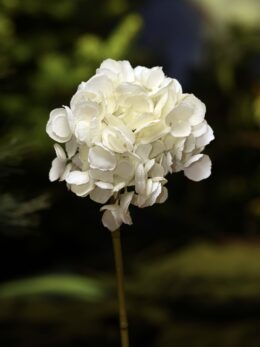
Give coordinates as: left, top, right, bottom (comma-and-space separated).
90, 187, 113, 204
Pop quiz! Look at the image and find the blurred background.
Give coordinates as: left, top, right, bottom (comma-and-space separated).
0, 0, 260, 346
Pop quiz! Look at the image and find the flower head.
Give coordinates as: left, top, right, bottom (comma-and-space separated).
46, 59, 214, 231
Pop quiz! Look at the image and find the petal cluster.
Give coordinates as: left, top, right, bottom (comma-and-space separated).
46, 59, 214, 231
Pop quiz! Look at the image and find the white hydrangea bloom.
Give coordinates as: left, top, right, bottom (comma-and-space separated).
46, 59, 214, 231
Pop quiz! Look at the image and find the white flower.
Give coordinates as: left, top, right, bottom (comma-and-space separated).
134, 66, 165, 90
73, 101, 103, 146
49, 144, 71, 182
47, 59, 214, 231
46, 108, 72, 143
97, 58, 135, 83
101, 192, 134, 232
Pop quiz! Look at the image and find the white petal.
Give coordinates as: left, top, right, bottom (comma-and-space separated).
74, 101, 100, 120
88, 146, 116, 171
149, 163, 164, 178
152, 176, 167, 184
154, 90, 169, 115
186, 95, 206, 126
100, 204, 117, 212
96, 67, 117, 81
115, 160, 135, 180
125, 94, 153, 113
135, 144, 152, 160
90, 169, 113, 183
116, 82, 145, 95
131, 194, 147, 208
157, 186, 168, 204
49, 157, 65, 182
160, 153, 171, 175
83, 74, 113, 96
99, 59, 134, 82
66, 171, 89, 185
102, 115, 135, 153
135, 66, 164, 90
192, 120, 207, 137
75, 117, 101, 146
113, 181, 126, 192
70, 90, 95, 110
102, 209, 121, 232
121, 209, 133, 225
143, 182, 162, 207
71, 182, 94, 197
65, 137, 77, 159
171, 79, 182, 94
184, 135, 195, 153
54, 143, 66, 161
79, 145, 89, 163
75, 121, 89, 142
162, 90, 178, 117
51, 113, 71, 138
134, 66, 146, 82
166, 152, 173, 170
146, 67, 164, 89
106, 115, 135, 144
64, 106, 74, 129
184, 154, 203, 168
102, 126, 133, 153
60, 163, 72, 181
90, 187, 112, 204
145, 178, 153, 196
174, 138, 186, 150
120, 60, 135, 81
196, 125, 214, 147
164, 135, 175, 151
136, 121, 169, 144
166, 104, 189, 125
170, 120, 191, 137
166, 94, 205, 131
184, 155, 212, 181
72, 153, 84, 169
120, 192, 134, 213
46, 108, 72, 143
99, 58, 120, 72
134, 119, 159, 134
135, 163, 146, 194
95, 181, 113, 189
171, 149, 182, 163
145, 159, 155, 173
150, 140, 164, 158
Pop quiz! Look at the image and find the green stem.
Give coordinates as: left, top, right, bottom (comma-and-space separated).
111, 228, 129, 347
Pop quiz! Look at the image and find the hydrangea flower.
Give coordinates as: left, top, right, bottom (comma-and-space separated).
46, 59, 214, 231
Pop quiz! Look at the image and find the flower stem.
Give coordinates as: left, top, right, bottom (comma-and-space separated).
111, 228, 129, 347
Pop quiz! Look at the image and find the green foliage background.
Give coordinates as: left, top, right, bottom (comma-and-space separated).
0, 0, 259, 346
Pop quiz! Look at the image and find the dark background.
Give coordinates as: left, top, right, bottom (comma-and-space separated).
0, 0, 260, 346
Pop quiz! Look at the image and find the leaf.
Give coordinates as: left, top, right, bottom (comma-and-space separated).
0, 274, 105, 301
193, 0, 260, 28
